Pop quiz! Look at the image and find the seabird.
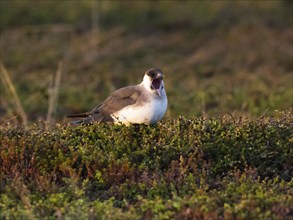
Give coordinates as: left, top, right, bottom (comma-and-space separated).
67, 68, 168, 125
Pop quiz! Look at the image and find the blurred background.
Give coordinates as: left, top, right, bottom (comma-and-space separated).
0, 0, 292, 125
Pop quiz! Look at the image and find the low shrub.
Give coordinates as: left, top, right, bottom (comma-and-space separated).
0, 109, 292, 219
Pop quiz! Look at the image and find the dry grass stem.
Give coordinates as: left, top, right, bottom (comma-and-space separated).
47, 62, 62, 125
0, 63, 28, 127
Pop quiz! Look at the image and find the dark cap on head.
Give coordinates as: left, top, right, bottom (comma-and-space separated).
146, 68, 163, 79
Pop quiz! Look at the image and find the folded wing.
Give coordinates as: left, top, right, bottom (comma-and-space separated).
67, 85, 141, 125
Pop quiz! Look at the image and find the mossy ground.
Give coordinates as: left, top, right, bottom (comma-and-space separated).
1, 110, 292, 219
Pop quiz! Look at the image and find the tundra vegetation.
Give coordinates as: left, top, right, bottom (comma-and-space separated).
0, 1, 292, 219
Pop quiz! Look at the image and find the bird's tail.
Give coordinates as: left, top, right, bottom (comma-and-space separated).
67, 114, 97, 125
69, 119, 84, 125
66, 113, 88, 118
66, 113, 88, 125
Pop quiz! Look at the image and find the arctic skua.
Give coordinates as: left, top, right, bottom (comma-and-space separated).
67, 68, 168, 125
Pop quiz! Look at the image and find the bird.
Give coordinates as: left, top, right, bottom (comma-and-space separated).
66, 68, 168, 125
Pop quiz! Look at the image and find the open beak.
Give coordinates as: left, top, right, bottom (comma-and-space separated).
151, 76, 163, 97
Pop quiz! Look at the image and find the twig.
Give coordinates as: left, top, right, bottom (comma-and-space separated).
91, 0, 100, 45
261, 107, 270, 118
47, 62, 62, 124
0, 63, 28, 127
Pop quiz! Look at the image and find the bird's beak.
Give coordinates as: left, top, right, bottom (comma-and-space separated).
151, 75, 163, 97
155, 88, 161, 97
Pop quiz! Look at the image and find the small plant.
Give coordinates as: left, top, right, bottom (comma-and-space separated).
0, 110, 292, 219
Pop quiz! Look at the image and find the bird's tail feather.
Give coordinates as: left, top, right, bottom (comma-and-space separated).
66, 113, 88, 118
69, 119, 84, 125
68, 116, 96, 125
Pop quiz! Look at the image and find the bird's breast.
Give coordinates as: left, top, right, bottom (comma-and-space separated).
111, 94, 167, 125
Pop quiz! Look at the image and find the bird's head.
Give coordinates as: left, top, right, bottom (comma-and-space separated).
142, 68, 165, 97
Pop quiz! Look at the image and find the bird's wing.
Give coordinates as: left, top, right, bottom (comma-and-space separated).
67, 85, 142, 124
97, 85, 142, 115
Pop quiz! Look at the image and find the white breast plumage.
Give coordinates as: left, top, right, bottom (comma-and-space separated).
111, 92, 167, 125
